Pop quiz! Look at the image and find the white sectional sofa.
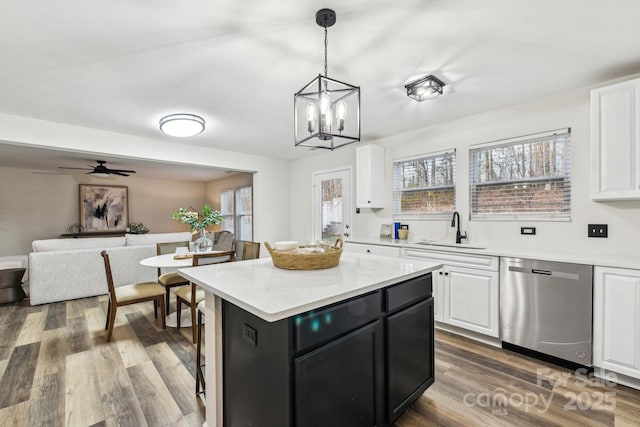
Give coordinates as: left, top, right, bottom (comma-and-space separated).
28, 232, 192, 305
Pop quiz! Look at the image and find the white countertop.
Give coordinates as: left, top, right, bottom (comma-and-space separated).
346, 238, 640, 270
178, 252, 441, 322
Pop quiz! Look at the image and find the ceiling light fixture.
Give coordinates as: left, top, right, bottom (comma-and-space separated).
159, 113, 205, 137
294, 8, 360, 151
405, 75, 445, 102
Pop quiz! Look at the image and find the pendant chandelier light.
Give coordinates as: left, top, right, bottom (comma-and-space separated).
294, 9, 360, 150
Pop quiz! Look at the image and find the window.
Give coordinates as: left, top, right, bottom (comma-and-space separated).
220, 186, 253, 240
393, 150, 456, 218
221, 189, 235, 233
469, 128, 571, 220
235, 186, 253, 241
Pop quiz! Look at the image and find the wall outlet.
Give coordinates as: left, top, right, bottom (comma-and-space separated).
588, 224, 608, 238
521, 227, 536, 235
242, 324, 257, 346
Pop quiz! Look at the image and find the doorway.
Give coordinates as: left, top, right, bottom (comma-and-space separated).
312, 168, 352, 243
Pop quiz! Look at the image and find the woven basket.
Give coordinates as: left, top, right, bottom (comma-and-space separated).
265, 237, 343, 270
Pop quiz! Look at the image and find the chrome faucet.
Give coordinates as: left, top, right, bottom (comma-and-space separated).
451, 211, 468, 244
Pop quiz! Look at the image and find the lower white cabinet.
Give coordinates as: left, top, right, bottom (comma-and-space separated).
444, 266, 499, 336
343, 242, 401, 257
594, 266, 640, 380
405, 249, 499, 338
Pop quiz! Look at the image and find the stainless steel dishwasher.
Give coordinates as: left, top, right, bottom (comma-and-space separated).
500, 257, 593, 365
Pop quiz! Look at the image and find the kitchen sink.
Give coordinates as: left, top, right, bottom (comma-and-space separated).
415, 241, 486, 250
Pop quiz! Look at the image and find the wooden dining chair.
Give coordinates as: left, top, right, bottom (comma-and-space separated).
101, 250, 166, 342
156, 241, 190, 312
236, 240, 261, 260
176, 250, 236, 343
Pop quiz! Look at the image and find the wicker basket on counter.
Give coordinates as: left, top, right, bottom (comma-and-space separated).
265, 237, 343, 270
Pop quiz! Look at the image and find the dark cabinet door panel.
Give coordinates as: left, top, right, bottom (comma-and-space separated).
294, 320, 382, 427
386, 297, 434, 423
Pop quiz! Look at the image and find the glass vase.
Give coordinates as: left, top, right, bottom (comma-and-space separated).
194, 228, 213, 253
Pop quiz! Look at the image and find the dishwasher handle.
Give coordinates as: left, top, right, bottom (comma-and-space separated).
508, 266, 552, 275
531, 269, 552, 275
507, 265, 581, 281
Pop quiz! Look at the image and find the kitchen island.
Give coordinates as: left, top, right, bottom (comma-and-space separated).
179, 252, 441, 427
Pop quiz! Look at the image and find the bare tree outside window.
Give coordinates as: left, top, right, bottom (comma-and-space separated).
393, 151, 456, 217
321, 178, 343, 241
470, 130, 571, 219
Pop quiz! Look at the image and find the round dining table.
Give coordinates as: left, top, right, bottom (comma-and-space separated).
140, 251, 224, 327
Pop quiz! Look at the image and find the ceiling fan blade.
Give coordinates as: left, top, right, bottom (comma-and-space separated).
108, 169, 136, 174
111, 171, 130, 176
58, 166, 92, 170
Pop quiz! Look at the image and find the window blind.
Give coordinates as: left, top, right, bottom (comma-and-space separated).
469, 129, 571, 220
393, 150, 456, 218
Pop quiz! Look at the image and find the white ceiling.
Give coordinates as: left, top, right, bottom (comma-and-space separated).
1, 0, 640, 170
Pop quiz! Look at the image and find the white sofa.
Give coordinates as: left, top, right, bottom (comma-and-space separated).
28, 232, 192, 305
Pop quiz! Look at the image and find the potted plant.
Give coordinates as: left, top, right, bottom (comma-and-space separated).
172, 204, 224, 252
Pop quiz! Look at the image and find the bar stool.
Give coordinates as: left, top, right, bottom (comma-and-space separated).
196, 300, 206, 396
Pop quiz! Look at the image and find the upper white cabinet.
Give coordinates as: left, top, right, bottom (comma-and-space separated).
593, 266, 640, 381
591, 77, 640, 200
356, 144, 385, 208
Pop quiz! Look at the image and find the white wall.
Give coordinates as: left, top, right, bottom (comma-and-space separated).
0, 113, 291, 255
290, 79, 640, 257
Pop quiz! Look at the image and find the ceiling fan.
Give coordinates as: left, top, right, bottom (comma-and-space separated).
58, 160, 136, 177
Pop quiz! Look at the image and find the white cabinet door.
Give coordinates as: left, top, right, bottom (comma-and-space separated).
356, 145, 385, 208
591, 78, 640, 200
444, 266, 499, 337
594, 266, 640, 379
404, 248, 499, 337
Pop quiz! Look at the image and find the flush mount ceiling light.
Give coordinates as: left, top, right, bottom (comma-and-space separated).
405, 75, 445, 102
159, 113, 205, 137
294, 8, 360, 151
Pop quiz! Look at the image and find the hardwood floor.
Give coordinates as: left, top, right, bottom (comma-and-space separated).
0, 295, 205, 427
0, 295, 638, 426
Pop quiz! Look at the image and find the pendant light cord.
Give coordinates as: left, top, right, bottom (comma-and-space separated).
324, 26, 328, 78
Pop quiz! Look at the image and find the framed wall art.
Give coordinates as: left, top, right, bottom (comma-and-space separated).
79, 184, 128, 232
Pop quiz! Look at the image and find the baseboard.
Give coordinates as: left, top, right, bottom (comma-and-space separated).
434, 322, 501, 347
594, 367, 640, 391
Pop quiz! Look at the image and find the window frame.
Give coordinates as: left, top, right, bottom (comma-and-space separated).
469, 128, 571, 222
392, 149, 456, 220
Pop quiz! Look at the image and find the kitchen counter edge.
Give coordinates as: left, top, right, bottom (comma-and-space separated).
346, 238, 640, 270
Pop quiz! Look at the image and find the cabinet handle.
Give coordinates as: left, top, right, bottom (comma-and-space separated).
366, 249, 371, 253
444, 272, 449, 276
438, 271, 443, 275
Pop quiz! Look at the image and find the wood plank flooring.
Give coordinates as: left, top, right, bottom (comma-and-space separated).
0, 294, 638, 426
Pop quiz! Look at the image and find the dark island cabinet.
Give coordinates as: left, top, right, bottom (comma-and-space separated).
295, 320, 383, 427
385, 297, 434, 423
223, 273, 433, 427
